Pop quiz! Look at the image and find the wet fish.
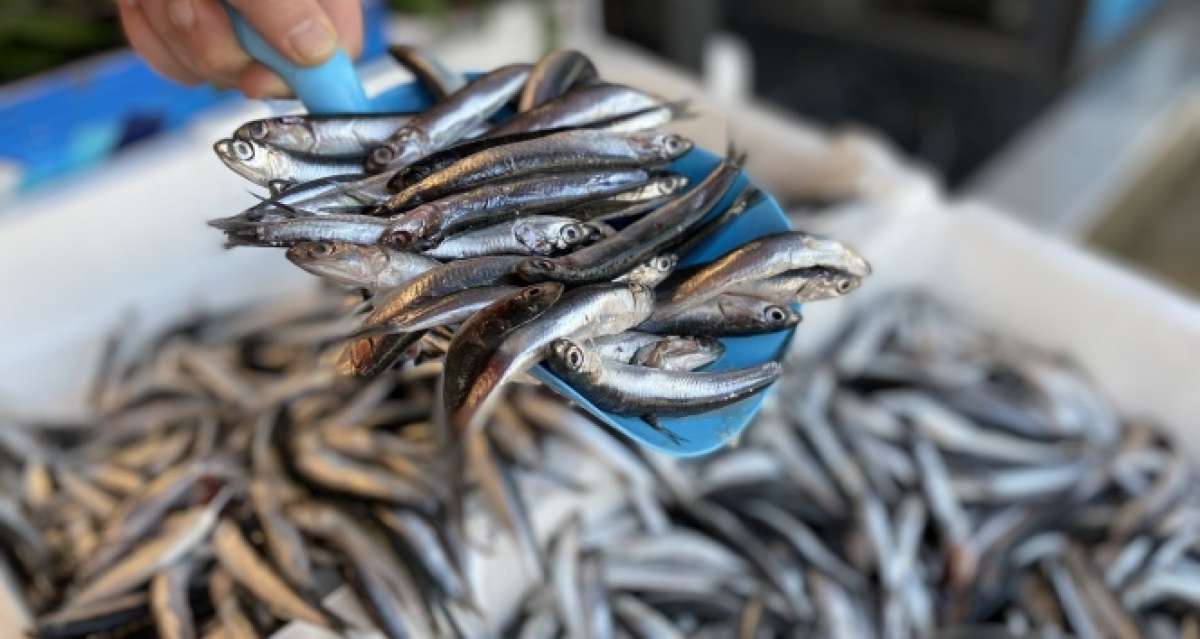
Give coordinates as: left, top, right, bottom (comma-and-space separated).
614, 254, 678, 288
640, 294, 802, 336
564, 173, 689, 222
547, 338, 780, 419
497, 83, 665, 136
367, 63, 532, 172
387, 130, 690, 210
454, 283, 655, 433
150, 559, 196, 639
424, 216, 609, 259
222, 214, 392, 248
214, 138, 362, 187
212, 517, 331, 628
234, 113, 415, 157
517, 157, 742, 284
518, 49, 599, 112
286, 241, 440, 289
656, 231, 870, 318
380, 168, 650, 249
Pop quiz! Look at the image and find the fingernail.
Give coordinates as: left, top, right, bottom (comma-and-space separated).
288, 17, 337, 64
167, 0, 195, 28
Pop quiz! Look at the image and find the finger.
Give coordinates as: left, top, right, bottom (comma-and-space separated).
237, 63, 291, 99
158, 0, 255, 85
137, 0, 212, 82
117, 0, 203, 85
318, 0, 364, 59
226, 0, 339, 67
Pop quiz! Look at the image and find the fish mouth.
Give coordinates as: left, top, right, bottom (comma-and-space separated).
213, 139, 235, 161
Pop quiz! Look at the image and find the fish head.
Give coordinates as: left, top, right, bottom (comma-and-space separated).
366, 127, 424, 172
688, 335, 726, 358
213, 138, 285, 185
653, 173, 690, 197
235, 116, 316, 152
518, 282, 565, 310
549, 339, 600, 376
516, 257, 564, 282
717, 296, 802, 333
621, 254, 678, 287
286, 242, 384, 286
646, 133, 694, 161
381, 211, 437, 250
796, 267, 864, 301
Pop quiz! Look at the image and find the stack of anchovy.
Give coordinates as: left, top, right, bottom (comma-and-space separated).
500, 293, 1200, 639
205, 47, 872, 444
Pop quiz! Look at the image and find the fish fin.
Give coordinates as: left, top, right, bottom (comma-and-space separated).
643, 414, 686, 446
267, 179, 296, 197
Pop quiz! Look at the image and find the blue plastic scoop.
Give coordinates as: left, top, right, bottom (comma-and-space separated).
226, 9, 796, 457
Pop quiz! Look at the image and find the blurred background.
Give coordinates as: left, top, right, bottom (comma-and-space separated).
0, 0, 1196, 295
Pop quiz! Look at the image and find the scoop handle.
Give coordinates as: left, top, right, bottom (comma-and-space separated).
223, 3, 369, 114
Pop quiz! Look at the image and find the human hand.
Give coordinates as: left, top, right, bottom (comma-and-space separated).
118, 0, 363, 98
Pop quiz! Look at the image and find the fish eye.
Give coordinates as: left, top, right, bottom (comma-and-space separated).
232, 140, 254, 160
665, 135, 687, 154
250, 121, 270, 139
386, 230, 412, 247
837, 278, 855, 293
766, 306, 788, 322
371, 146, 395, 166
567, 347, 584, 369
561, 225, 581, 242
313, 242, 334, 257
523, 287, 543, 300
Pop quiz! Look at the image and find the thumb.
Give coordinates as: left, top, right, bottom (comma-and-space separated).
226, 0, 339, 66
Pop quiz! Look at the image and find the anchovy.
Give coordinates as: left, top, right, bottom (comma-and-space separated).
212, 517, 331, 628
222, 214, 392, 248
424, 216, 608, 259
286, 241, 440, 289
249, 479, 315, 593
287, 501, 435, 639
375, 508, 469, 601
387, 130, 690, 210
497, 83, 664, 136
547, 338, 780, 417
150, 559, 196, 639
234, 113, 415, 157
214, 138, 362, 187
614, 254, 678, 287
352, 285, 521, 339
36, 592, 150, 639
563, 173, 689, 222
439, 284, 559, 414
517, 158, 741, 283
356, 255, 523, 335
68, 490, 231, 608
640, 294, 801, 336
742, 500, 866, 591
632, 334, 724, 371
551, 516, 588, 639
210, 569, 259, 639
725, 267, 863, 304
454, 283, 655, 433
380, 168, 650, 248
388, 45, 467, 100
367, 63, 532, 171
656, 231, 870, 318
612, 594, 685, 639
386, 129, 571, 193
291, 427, 434, 508
518, 49, 599, 111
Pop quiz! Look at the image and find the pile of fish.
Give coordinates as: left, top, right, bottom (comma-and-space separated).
499, 293, 1200, 638
204, 47, 872, 441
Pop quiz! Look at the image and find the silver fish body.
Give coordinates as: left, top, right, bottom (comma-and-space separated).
286, 241, 440, 289
641, 294, 802, 336
547, 338, 780, 416
234, 113, 415, 156
424, 216, 608, 259
223, 214, 392, 248
367, 63, 532, 171
381, 168, 650, 248
518, 49, 599, 112
214, 138, 362, 186
495, 83, 665, 136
